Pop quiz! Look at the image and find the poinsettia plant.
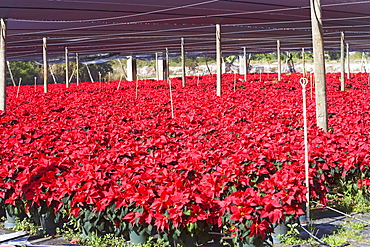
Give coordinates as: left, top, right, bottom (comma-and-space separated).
0, 72, 370, 244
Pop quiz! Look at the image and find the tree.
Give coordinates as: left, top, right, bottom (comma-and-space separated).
50, 61, 114, 83
8, 61, 41, 85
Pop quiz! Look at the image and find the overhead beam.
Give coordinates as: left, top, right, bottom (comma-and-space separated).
310, 0, 328, 131
0, 19, 6, 112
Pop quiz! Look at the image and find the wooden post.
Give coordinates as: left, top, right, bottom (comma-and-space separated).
340, 32, 345, 91
277, 40, 281, 81
49, 64, 57, 84
302, 48, 306, 76
86, 64, 94, 82
181, 37, 186, 87
310, 0, 328, 132
155, 52, 159, 80
346, 43, 350, 79
166, 48, 169, 80
34, 77, 37, 92
361, 52, 365, 73
169, 78, 174, 119
76, 53, 79, 85
127, 56, 137, 81
0, 19, 6, 112
65, 47, 69, 88
43, 37, 48, 93
16, 78, 22, 98
6, 61, 15, 86
216, 23, 222, 96
243, 47, 247, 81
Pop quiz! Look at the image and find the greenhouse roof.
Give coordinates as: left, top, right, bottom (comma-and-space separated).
2, 0, 370, 61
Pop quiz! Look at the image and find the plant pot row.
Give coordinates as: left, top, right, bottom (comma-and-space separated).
4, 206, 297, 247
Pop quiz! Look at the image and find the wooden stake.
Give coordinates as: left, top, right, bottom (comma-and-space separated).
6, 61, 15, 86
0, 19, 7, 112
86, 64, 94, 82
135, 79, 138, 99
65, 47, 69, 88
277, 40, 281, 81
346, 43, 350, 79
43, 37, 48, 93
361, 51, 365, 73
259, 69, 262, 82
243, 47, 247, 81
216, 23, 222, 96
181, 37, 186, 87
76, 53, 79, 85
34, 77, 37, 92
16, 78, 22, 98
310, 72, 313, 100
233, 71, 236, 92
69, 68, 76, 83
204, 55, 212, 75
49, 64, 57, 84
302, 48, 306, 77
340, 32, 345, 91
117, 74, 123, 90
169, 78, 174, 119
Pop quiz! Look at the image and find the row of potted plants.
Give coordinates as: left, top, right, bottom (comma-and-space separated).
1, 72, 369, 246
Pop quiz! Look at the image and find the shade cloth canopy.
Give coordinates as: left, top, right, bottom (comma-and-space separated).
1, 0, 370, 61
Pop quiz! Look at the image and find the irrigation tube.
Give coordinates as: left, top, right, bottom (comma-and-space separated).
312, 201, 370, 226
299, 225, 350, 247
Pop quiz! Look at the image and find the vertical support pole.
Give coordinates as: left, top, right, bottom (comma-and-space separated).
76, 53, 79, 85
157, 53, 166, 80
216, 23, 222, 96
340, 32, 345, 91
34, 77, 37, 92
277, 40, 281, 81
127, 56, 137, 81
0, 19, 6, 112
361, 51, 365, 73
310, 0, 328, 131
302, 48, 306, 76
65, 47, 69, 88
43, 37, 48, 93
155, 52, 159, 80
181, 37, 186, 87
243, 47, 247, 81
346, 43, 350, 79
166, 48, 170, 80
